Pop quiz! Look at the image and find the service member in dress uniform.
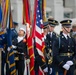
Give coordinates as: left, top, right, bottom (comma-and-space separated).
12, 28, 29, 75
45, 19, 59, 75
52, 20, 76, 75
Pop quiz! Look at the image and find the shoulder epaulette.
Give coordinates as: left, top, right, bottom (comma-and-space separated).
0, 31, 5, 35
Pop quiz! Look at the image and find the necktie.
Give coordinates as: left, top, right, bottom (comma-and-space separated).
50, 33, 52, 38
67, 35, 70, 42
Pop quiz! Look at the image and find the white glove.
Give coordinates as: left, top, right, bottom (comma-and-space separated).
66, 61, 73, 66
12, 45, 17, 49
7, 47, 11, 51
26, 59, 30, 64
43, 67, 48, 72
63, 64, 70, 70
49, 68, 52, 74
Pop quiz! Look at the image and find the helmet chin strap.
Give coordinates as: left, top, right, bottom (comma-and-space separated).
63, 27, 70, 33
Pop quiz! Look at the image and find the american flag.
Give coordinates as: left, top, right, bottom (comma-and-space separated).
35, 0, 44, 59
33, 0, 45, 74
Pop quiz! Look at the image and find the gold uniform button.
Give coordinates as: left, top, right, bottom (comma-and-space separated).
67, 53, 70, 56
49, 49, 52, 53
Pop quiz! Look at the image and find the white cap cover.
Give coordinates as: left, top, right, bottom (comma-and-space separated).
19, 28, 26, 33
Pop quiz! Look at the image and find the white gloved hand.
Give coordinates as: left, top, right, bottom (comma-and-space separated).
12, 45, 17, 49
66, 61, 73, 66
63, 64, 70, 70
43, 67, 48, 72
26, 59, 30, 64
49, 68, 52, 74
7, 47, 11, 51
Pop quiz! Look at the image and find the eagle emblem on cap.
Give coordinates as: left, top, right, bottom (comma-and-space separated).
53, 21, 55, 23
68, 20, 70, 23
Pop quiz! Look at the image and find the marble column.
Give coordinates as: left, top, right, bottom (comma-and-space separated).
65, 0, 76, 18
47, 0, 64, 34
11, 0, 23, 23
47, 0, 64, 21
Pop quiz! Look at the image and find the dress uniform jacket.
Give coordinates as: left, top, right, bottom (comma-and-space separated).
12, 37, 28, 75
52, 33, 76, 74
12, 38, 28, 60
45, 32, 58, 50
45, 32, 58, 63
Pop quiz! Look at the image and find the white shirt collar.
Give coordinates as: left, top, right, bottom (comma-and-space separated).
48, 32, 53, 34
44, 35, 46, 39
63, 33, 70, 39
17, 36, 24, 42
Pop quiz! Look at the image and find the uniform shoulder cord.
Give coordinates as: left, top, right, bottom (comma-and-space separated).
59, 36, 61, 49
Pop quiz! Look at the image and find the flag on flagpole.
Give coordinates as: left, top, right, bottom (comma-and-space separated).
23, 0, 35, 75
5, 0, 16, 75
33, 0, 46, 75
1, 0, 12, 30
42, 0, 47, 22
2, 0, 9, 29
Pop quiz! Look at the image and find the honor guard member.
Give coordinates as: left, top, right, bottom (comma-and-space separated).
45, 19, 59, 75
52, 20, 76, 75
11, 22, 18, 40
12, 28, 29, 75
